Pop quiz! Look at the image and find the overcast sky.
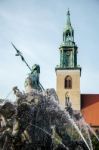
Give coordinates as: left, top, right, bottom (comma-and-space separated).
0, 0, 99, 99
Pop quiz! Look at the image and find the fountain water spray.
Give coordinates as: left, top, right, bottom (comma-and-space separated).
87, 124, 99, 142
66, 113, 91, 150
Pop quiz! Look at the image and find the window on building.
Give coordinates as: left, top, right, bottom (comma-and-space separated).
64, 76, 72, 89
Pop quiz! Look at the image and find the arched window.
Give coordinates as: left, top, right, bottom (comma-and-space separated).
64, 76, 72, 89
66, 30, 71, 37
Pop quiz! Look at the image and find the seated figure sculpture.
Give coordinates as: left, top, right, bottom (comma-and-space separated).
25, 64, 42, 92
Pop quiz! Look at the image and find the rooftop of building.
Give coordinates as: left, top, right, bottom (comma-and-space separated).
81, 94, 99, 127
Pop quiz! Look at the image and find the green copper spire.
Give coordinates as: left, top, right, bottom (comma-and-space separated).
63, 9, 74, 46
56, 10, 81, 74
58, 10, 78, 69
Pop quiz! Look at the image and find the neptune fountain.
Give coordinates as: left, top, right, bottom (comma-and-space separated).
0, 64, 98, 150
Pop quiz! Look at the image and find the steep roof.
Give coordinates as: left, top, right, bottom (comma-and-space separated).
81, 94, 99, 127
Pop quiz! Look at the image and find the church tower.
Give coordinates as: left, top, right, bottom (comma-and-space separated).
55, 10, 81, 110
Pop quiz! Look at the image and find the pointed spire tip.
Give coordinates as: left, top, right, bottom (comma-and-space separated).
67, 8, 70, 16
